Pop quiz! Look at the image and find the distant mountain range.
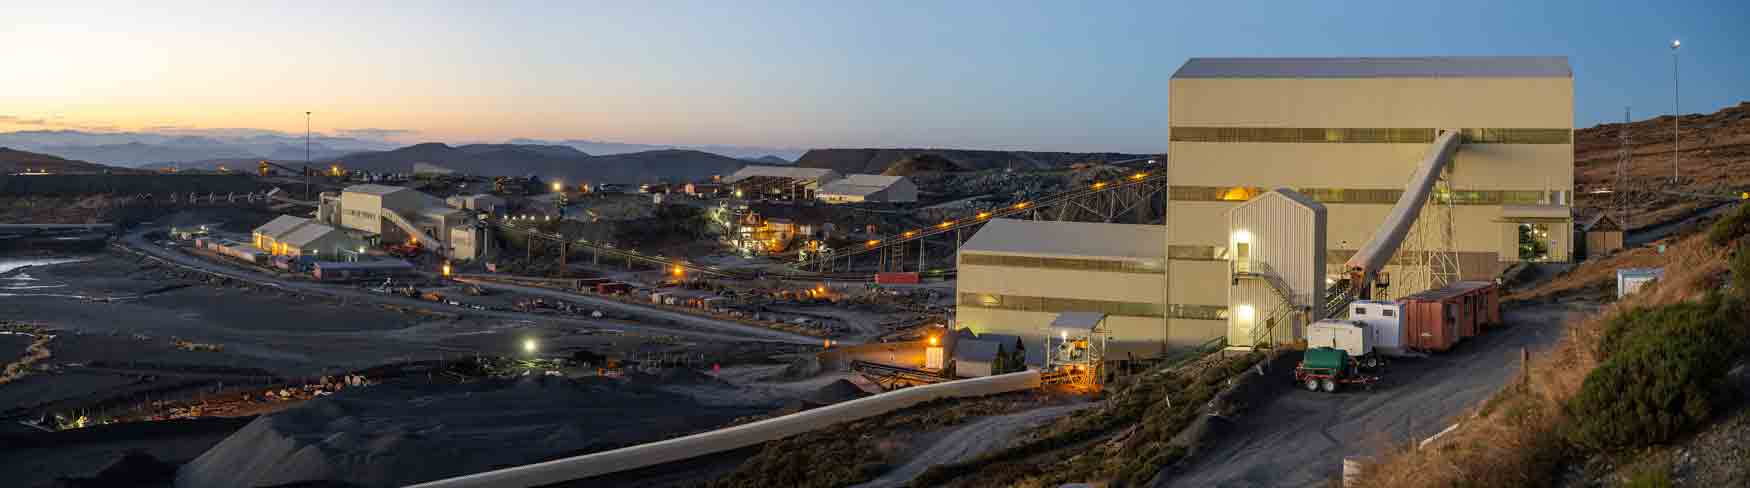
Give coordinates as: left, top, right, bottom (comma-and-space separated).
0, 130, 395, 167
795, 148, 1156, 174
205, 143, 750, 184
505, 138, 803, 161
0, 147, 136, 174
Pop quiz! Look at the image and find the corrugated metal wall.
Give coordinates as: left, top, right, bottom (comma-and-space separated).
1226, 190, 1326, 346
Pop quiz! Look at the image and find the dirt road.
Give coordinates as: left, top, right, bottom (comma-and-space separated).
119, 228, 818, 345
1161, 302, 1583, 488
854, 402, 1097, 488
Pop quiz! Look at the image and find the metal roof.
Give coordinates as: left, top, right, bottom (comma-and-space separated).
958, 218, 1165, 262
953, 339, 1001, 363
278, 221, 348, 248
1050, 311, 1107, 331
255, 215, 309, 238
722, 166, 840, 184
975, 333, 1026, 351
344, 184, 414, 196
1172, 57, 1572, 79
818, 175, 908, 197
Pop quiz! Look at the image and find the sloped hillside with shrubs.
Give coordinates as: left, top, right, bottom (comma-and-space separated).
1353, 212, 1750, 487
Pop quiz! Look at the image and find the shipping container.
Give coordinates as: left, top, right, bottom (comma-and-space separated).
1398, 281, 1499, 351
875, 272, 920, 285
595, 282, 630, 295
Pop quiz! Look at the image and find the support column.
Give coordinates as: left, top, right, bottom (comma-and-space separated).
918, 237, 925, 272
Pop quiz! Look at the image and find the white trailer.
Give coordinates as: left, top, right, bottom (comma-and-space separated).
1307, 319, 1387, 369
1347, 300, 1406, 356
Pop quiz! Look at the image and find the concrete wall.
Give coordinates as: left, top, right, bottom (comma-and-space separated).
407, 370, 1043, 488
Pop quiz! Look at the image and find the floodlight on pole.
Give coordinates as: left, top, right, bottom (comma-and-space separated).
1671, 39, 1681, 184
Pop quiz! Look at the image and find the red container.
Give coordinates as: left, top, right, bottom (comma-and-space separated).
875, 272, 920, 285
595, 282, 630, 295
1399, 281, 1499, 351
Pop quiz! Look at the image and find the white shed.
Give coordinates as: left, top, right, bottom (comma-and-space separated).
1226, 188, 1327, 349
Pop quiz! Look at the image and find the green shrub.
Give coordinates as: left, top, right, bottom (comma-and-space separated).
1707, 203, 1750, 246
1733, 243, 1750, 300
1565, 298, 1744, 451
1624, 460, 1675, 488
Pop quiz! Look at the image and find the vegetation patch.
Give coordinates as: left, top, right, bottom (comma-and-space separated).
909, 350, 1264, 487
1354, 233, 1745, 488
1565, 296, 1745, 451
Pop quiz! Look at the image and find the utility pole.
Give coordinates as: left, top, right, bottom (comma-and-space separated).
1671, 39, 1681, 184
304, 111, 314, 200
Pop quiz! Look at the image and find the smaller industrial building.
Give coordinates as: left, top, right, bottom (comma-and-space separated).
955, 218, 1195, 362
723, 166, 842, 199
817, 174, 918, 204
1579, 213, 1624, 259
252, 215, 364, 259
446, 193, 507, 216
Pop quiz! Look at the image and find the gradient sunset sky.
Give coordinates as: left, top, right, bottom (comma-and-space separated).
3, 0, 1745, 152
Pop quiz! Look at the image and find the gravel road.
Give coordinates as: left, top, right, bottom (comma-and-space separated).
1162, 302, 1584, 488
120, 228, 817, 345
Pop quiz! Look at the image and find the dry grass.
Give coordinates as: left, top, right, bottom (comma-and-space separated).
1353, 233, 1727, 487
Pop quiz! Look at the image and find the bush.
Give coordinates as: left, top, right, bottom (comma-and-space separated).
1564, 298, 1744, 451
1707, 203, 1750, 246
1733, 243, 1750, 300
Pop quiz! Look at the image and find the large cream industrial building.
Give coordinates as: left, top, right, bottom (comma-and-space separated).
318, 184, 481, 261
957, 56, 1575, 360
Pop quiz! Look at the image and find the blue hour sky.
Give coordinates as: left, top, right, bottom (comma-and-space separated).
2, 0, 1744, 152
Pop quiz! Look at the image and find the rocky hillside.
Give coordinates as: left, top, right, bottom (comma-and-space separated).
334, 144, 747, 183
796, 148, 1152, 174
0, 147, 133, 174
1574, 101, 1750, 227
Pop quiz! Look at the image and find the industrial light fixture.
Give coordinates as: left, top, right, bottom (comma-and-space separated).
523, 338, 538, 354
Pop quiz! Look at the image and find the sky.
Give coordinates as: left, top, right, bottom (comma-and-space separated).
2, 0, 1745, 153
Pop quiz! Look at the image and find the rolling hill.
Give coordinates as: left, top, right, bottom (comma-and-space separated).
332, 143, 747, 183
794, 148, 1154, 174
0, 147, 134, 174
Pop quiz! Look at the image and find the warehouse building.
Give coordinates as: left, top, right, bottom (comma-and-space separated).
954, 219, 1195, 361
1168, 56, 1574, 343
817, 174, 918, 204
319, 184, 481, 261
723, 166, 842, 200
252, 215, 363, 259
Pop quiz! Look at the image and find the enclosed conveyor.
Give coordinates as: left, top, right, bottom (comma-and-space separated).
1342, 129, 1463, 299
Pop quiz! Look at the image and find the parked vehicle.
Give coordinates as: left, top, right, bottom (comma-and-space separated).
1293, 347, 1379, 393
1306, 319, 1387, 369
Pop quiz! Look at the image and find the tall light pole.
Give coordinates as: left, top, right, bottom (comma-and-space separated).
304, 111, 313, 200
1671, 39, 1681, 184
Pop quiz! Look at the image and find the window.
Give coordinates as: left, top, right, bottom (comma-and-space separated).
1382, 309, 1395, 317
960, 253, 1161, 274
1171, 126, 1567, 144
958, 292, 1167, 318
1353, 307, 1367, 316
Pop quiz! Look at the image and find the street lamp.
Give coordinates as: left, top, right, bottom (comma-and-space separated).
1671, 39, 1681, 184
